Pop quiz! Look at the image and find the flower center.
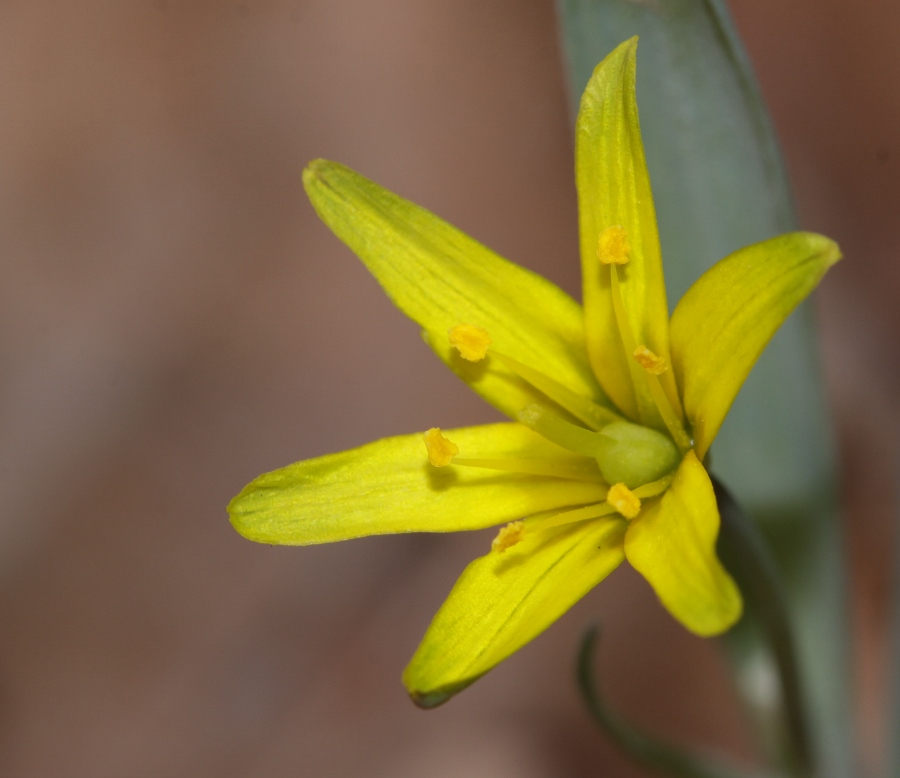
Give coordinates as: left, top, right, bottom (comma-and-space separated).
436, 306, 687, 553
517, 404, 679, 488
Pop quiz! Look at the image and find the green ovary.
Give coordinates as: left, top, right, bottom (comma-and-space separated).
593, 421, 679, 488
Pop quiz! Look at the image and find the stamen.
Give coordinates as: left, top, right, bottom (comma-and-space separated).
609, 264, 640, 358
423, 427, 459, 467
645, 375, 692, 452
449, 324, 491, 361
632, 474, 673, 500
452, 456, 604, 482
607, 483, 641, 519
530, 501, 617, 531
492, 521, 526, 553
633, 345, 667, 375
491, 351, 622, 430
529, 475, 675, 533
609, 265, 691, 453
597, 226, 631, 265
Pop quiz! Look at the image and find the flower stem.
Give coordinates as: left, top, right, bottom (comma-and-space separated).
712, 477, 813, 778
576, 626, 777, 778
885, 461, 900, 776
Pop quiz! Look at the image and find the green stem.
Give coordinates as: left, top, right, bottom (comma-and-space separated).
576, 626, 776, 778
883, 463, 900, 777
712, 477, 813, 778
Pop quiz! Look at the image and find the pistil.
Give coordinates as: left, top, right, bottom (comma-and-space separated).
452, 457, 604, 482
517, 403, 610, 458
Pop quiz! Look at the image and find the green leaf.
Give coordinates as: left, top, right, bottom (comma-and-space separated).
888, 500, 900, 777
557, 1, 851, 773
403, 517, 625, 707
303, 159, 609, 420
228, 423, 607, 544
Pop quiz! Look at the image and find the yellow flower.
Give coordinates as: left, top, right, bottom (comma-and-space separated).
228, 38, 840, 708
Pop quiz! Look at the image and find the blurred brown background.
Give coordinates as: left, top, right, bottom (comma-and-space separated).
0, 1, 895, 776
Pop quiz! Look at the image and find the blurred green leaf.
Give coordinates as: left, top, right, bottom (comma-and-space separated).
556, 1, 851, 775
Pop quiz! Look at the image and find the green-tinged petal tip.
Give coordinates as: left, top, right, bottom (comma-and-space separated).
819, 234, 842, 266
406, 678, 481, 710
303, 157, 328, 179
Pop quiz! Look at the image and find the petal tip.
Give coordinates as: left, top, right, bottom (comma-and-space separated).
304, 157, 329, 174
679, 581, 744, 638
406, 688, 454, 710
616, 35, 639, 63
302, 158, 338, 190
226, 492, 266, 543
686, 594, 744, 638
796, 231, 842, 268
583, 35, 639, 90
403, 673, 476, 709
822, 237, 843, 267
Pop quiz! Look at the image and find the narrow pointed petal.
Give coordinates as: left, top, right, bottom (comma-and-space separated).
403, 518, 626, 706
670, 232, 841, 458
625, 451, 741, 636
575, 38, 675, 424
303, 159, 609, 419
228, 424, 607, 545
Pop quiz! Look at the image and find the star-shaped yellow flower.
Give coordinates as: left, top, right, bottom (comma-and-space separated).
228, 38, 840, 708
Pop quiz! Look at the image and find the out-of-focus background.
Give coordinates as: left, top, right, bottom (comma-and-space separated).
0, 1, 895, 776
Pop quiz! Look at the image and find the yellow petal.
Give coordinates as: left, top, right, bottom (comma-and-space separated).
624, 451, 742, 636
670, 232, 841, 458
303, 160, 611, 420
403, 518, 626, 707
228, 423, 607, 545
575, 38, 675, 425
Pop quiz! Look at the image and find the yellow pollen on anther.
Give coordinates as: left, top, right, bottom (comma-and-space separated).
492, 520, 525, 553
633, 345, 668, 375
423, 427, 459, 467
607, 483, 641, 520
448, 324, 492, 361
597, 226, 631, 265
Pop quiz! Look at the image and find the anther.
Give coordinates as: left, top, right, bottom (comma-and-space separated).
423, 427, 459, 467
449, 324, 491, 361
607, 482, 641, 520
633, 345, 668, 375
597, 226, 631, 265
492, 520, 525, 553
